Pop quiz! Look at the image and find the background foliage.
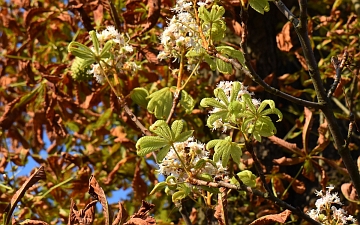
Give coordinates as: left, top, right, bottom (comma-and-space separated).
0, 0, 359, 224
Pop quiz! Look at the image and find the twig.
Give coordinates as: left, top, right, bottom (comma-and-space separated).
166, 90, 182, 124
187, 177, 322, 225
327, 51, 349, 98
244, 141, 273, 196
179, 200, 192, 225
274, 0, 360, 197
121, 100, 152, 136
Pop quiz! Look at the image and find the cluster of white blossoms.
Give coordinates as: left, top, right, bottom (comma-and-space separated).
210, 81, 261, 132
157, 137, 226, 182
157, 0, 212, 70
87, 26, 140, 83
307, 186, 356, 225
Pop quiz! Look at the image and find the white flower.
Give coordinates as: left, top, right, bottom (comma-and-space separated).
157, 137, 227, 182
307, 186, 356, 225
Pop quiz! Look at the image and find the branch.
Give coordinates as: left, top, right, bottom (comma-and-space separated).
187, 177, 322, 225
244, 140, 273, 196
274, 0, 360, 196
121, 99, 152, 136
166, 90, 182, 124
327, 51, 348, 98
178, 200, 192, 225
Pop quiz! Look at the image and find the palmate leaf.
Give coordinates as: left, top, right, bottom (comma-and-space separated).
136, 120, 193, 161
231, 170, 257, 188
206, 136, 242, 167
136, 136, 169, 156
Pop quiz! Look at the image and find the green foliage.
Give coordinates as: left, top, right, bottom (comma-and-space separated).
206, 136, 243, 167
248, 0, 270, 14
70, 57, 93, 81
231, 170, 257, 188
131, 87, 149, 108
136, 120, 193, 161
147, 87, 173, 119
238, 94, 283, 141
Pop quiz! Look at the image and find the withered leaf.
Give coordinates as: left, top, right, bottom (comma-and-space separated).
214, 187, 228, 225
124, 201, 155, 225
69, 199, 97, 225
88, 175, 110, 225
112, 202, 129, 225
249, 209, 291, 225
0, 97, 23, 130
132, 160, 147, 201
14, 220, 49, 225
4, 166, 46, 225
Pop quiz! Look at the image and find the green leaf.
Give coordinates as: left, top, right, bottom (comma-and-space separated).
89, 30, 100, 55
157, 145, 171, 162
147, 87, 173, 119
231, 170, 257, 187
174, 130, 194, 142
216, 46, 245, 66
198, 6, 211, 23
249, 0, 270, 14
204, 54, 217, 71
200, 98, 227, 109
136, 136, 169, 156
94, 108, 112, 129
149, 182, 167, 195
209, 5, 225, 21
100, 40, 114, 59
206, 136, 242, 167
172, 184, 190, 202
131, 87, 149, 108
179, 90, 195, 114
171, 120, 184, 138
214, 88, 229, 105
196, 173, 213, 182
68, 42, 95, 60
216, 58, 233, 74
150, 120, 173, 140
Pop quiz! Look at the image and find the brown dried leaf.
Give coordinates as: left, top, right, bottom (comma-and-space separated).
112, 202, 129, 225
88, 175, 110, 225
4, 166, 46, 225
276, 22, 293, 52
267, 136, 302, 155
302, 107, 313, 153
124, 201, 155, 225
214, 187, 228, 225
104, 156, 136, 185
249, 209, 291, 225
132, 160, 148, 201
341, 183, 359, 202
132, 0, 160, 38
273, 156, 305, 166
0, 148, 9, 173
15, 220, 49, 225
248, 73, 274, 93
0, 97, 23, 130
294, 50, 309, 70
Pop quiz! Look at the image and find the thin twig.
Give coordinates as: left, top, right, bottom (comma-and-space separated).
327, 50, 349, 98
187, 177, 322, 225
244, 141, 273, 196
121, 100, 152, 136
179, 200, 192, 225
166, 90, 182, 124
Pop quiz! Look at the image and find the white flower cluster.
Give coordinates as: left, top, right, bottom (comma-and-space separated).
87, 26, 139, 83
157, 137, 226, 182
158, 0, 212, 70
211, 81, 261, 132
307, 186, 356, 225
